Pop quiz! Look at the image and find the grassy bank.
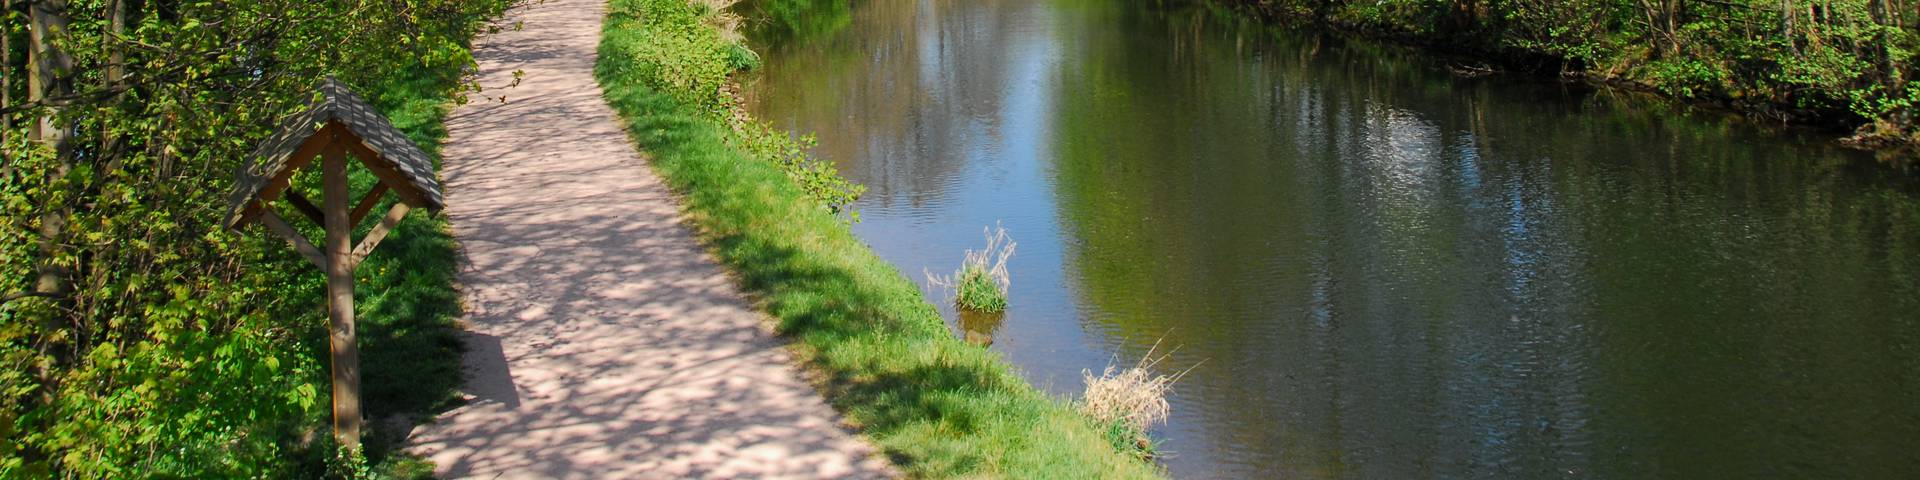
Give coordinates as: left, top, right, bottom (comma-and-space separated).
594, 0, 1163, 477
1209, 0, 1920, 157
1, 1, 501, 477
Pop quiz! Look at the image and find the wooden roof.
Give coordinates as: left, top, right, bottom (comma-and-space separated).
225, 78, 444, 229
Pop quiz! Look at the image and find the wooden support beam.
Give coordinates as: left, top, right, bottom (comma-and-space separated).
284, 190, 325, 226
349, 201, 411, 269
349, 183, 389, 227
321, 143, 363, 451
237, 123, 348, 226
257, 209, 327, 270
336, 133, 436, 210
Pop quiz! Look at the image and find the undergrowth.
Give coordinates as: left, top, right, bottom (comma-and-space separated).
0, 0, 497, 476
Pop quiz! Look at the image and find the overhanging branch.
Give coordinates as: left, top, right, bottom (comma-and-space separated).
0, 290, 65, 306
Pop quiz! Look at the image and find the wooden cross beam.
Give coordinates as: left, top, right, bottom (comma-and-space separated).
284, 190, 326, 226
258, 210, 326, 269
254, 177, 411, 270
351, 201, 411, 269
350, 184, 390, 226
247, 145, 420, 452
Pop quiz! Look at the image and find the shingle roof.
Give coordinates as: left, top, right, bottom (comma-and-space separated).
225, 77, 444, 229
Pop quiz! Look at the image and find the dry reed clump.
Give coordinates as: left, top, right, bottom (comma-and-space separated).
1080, 340, 1195, 450
926, 224, 1016, 313
692, 0, 745, 43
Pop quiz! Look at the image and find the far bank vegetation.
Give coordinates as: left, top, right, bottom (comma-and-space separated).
1216, 0, 1920, 156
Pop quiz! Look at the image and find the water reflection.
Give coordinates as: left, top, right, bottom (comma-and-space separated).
959, 309, 1006, 346
744, 0, 1920, 477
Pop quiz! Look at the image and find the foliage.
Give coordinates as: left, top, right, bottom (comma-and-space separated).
598, 0, 863, 214
1215, 0, 1920, 148
0, 0, 504, 476
596, 0, 1164, 476
927, 225, 1015, 313
731, 119, 864, 216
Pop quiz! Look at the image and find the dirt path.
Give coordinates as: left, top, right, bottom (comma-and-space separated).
403, 0, 892, 477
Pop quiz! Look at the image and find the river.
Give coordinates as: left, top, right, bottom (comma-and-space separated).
738, 0, 1920, 477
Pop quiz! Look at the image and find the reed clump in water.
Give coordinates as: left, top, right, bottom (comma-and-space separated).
928, 224, 1016, 313
1081, 341, 1195, 458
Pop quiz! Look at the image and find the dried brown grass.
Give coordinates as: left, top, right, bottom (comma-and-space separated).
1080, 340, 1195, 435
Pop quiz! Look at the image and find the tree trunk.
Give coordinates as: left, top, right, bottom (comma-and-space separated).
1665, 0, 1683, 55
28, 0, 74, 297
96, 0, 127, 184
1638, 0, 1684, 56
1870, 0, 1895, 87
107, 0, 124, 88
1781, 0, 1797, 52
3, 0, 12, 141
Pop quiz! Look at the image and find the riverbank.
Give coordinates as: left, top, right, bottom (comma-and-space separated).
1207, 0, 1920, 160
594, 0, 1165, 477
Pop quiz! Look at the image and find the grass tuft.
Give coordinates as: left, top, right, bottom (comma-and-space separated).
927, 224, 1015, 313
594, 0, 1163, 476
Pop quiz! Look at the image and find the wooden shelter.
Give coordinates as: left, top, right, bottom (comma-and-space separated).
225, 77, 444, 450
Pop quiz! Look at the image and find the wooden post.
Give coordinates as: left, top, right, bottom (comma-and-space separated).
322, 142, 362, 451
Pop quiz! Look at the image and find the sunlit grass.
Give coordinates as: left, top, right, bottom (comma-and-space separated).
594, 0, 1163, 476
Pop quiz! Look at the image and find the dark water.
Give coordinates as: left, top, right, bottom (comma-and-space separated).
739, 1, 1920, 477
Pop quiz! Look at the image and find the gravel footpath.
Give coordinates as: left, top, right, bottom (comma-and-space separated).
404, 1, 893, 477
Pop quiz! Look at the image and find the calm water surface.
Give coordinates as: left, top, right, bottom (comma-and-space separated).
740, 1, 1920, 477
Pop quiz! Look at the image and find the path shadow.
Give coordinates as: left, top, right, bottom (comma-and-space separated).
459, 332, 522, 408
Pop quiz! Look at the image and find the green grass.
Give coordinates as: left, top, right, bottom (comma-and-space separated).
955, 268, 1008, 313
595, 0, 1164, 477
